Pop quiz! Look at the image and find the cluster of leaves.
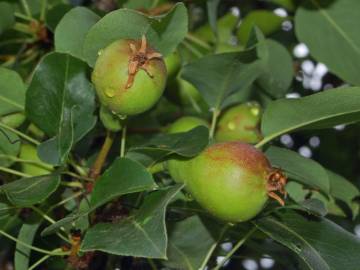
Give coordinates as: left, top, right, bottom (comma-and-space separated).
0, 0, 360, 269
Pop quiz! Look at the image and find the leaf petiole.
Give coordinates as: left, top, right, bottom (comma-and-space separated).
0, 122, 40, 145
89, 131, 115, 179
28, 254, 51, 270
255, 136, 273, 149
186, 33, 212, 50
40, 0, 47, 21
200, 224, 229, 269
20, 0, 33, 18
0, 229, 69, 256
209, 108, 220, 139
120, 124, 127, 158
147, 162, 166, 174
181, 40, 204, 58
14, 12, 34, 21
0, 166, 30, 178
31, 206, 71, 244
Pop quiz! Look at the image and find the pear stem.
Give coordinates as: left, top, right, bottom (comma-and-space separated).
89, 131, 115, 180
209, 108, 220, 139
120, 124, 127, 158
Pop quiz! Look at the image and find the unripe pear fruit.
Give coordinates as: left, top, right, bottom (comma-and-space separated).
99, 105, 123, 132
178, 79, 205, 108
1, 112, 26, 129
164, 51, 181, 80
167, 116, 208, 134
92, 36, 167, 116
215, 102, 262, 143
167, 116, 209, 183
185, 142, 286, 222
20, 144, 53, 176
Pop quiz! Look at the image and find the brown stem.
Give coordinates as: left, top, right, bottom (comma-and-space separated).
88, 131, 115, 181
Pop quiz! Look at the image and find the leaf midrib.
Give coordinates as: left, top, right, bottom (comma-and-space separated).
132, 219, 164, 257
169, 241, 194, 270
310, 0, 360, 55
214, 60, 238, 110
258, 217, 330, 270
0, 95, 24, 111
263, 107, 360, 145
4, 177, 49, 195
58, 55, 70, 151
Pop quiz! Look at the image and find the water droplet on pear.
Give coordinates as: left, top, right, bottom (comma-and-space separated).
105, 87, 116, 98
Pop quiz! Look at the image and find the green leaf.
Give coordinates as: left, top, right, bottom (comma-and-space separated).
15, 221, 41, 270
132, 126, 209, 156
90, 158, 156, 210
0, 174, 60, 207
83, 3, 188, 67
194, 13, 238, 44
41, 195, 91, 237
257, 39, 293, 98
45, 4, 73, 32
237, 10, 284, 45
300, 198, 328, 217
286, 180, 354, 218
26, 53, 96, 165
123, 0, 165, 9
286, 181, 309, 202
128, 126, 209, 166
0, 2, 15, 35
255, 210, 360, 270
327, 170, 359, 217
42, 159, 154, 236
266, 146, 330, 193
0, 128, 20, 167
164, 216, 215, 270
260, 87, 360, 145
206, 0, 221, 39
0, 196, 16, 220
295, 0, 360, 85
81, 185, 183, 258
41, 210, 87, 237
55, 7, 100, 60
0, 67, 26, 116
311, 192, 347, 218
181, 46, 264, 110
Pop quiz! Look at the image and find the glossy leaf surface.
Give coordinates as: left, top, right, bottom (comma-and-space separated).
0, 174, 60, 207
26, 53, 96, 164
266, 146, 330, 193
261, 87, 360, 144
255, 210, 360, 270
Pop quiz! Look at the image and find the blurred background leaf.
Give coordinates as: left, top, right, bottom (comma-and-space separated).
55, 7, 100, 60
